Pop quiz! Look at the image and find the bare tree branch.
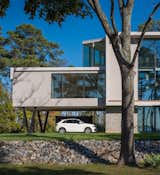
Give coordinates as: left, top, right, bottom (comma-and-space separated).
88, 0, 130, 67
126, 0, 134, 9
110, 0, 118, 35
87, 0, 113, 38
131, 2, 160, 67
118, 0, 124, 16
87, 0, 95, 10
120, 0, 134, 62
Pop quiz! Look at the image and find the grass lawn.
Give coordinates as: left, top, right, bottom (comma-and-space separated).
0, 164, 159, 175
0, 132, 159, 141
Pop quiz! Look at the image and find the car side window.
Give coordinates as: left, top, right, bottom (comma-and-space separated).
62, 120, 80, 124
63, 120, 70, 123
73, 120, 80, 124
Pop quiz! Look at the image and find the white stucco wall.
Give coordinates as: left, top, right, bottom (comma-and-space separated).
11, 32, 160, 110
105, 113, 138, 133
105, 37, 138, 106
105, 32, 160, 106
12, 67, 103, 110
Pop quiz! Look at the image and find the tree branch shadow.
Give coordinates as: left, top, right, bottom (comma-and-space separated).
63, 140, 109, 164
0, 166, 105, 175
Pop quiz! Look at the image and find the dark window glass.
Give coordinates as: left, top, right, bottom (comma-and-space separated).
139, 39, 160, 69
83, 45, 90, 67
94, 49, 101, 66
62, 74, 84, 98
97, 73, 105, 98
138, 71, 160, 100
138, 39, 160, 100
138, 71, 155, 100
52, 74, 62, 98
138, 107, 160, 132
100, 52, 105, 66
84, 74, 97, 98
83, 40, 105, 67
51, 73, 105, 98
72, 120, 80, 124
63, 120, 69, 123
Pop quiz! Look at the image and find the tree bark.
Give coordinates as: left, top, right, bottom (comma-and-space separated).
118, 65, 136, 165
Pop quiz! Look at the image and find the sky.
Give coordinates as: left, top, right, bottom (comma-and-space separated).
0, 0, 159, 66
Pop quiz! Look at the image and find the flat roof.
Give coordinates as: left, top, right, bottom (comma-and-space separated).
11, 67, 104, 72
83, 32, 160, 44
10, 67, 105, 80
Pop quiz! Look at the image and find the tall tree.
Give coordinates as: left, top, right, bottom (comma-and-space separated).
0, 24, 64, 78
0, 82, 21, 133
0, 0, 160, 165
0, 0, 9, 17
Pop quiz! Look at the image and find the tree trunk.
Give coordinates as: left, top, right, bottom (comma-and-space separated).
118, 65, 136, 165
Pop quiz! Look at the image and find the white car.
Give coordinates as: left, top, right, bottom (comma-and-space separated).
56, 118, 96, 133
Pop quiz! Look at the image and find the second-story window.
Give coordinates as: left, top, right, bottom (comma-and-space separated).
138, 39, 160, 100
51, 73, 105, 98
83, 39, 105, 67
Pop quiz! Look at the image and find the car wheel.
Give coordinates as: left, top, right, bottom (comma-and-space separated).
84, 127, 92, 134
59, 128, 66, 133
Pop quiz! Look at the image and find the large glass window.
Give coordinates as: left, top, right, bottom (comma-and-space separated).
138, 107, 160, 132
51, 73, 105, 98
138, 39, 160, 100
139, 71, 160, 100
83, 45, 91, 67
139, 39, 160, 69
83, 40, 105, 67
138, 39, 160, 133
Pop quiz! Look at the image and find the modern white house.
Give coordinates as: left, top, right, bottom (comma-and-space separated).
11, 32, 160, 133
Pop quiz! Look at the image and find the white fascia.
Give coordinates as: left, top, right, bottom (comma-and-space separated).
12, 67, 104, 73
82, 37, 105, 45
10, 67, 14, 80
82, 32, 160, 45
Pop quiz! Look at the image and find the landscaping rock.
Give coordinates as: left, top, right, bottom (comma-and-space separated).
0, 140, 159, 164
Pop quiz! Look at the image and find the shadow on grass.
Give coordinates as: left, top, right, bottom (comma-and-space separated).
0, 166, 104, 175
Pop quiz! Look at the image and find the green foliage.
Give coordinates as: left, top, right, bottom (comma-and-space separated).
0, 24, 65, 77
0, 0, 9, 17
138, 20, 160, 31
24, 0, 91, 25
0, 0, 91, 25
0, 83, 22, 133
143, 154, 160, 168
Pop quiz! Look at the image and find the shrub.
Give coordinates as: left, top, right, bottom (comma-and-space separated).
143, 154, 160, 168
